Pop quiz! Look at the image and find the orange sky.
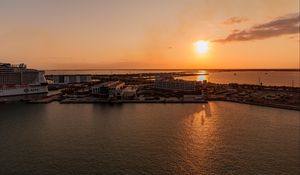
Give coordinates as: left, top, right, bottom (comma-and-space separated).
0, 0, 299, 69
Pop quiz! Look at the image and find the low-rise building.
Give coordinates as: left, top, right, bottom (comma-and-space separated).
47, 75, 92, 84
92, 81, 125, 98
122, 86, 137, 99
154, 79, 203, 92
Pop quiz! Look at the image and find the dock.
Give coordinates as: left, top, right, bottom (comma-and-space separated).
59, 97, 207, 104
26, 94, 61, 104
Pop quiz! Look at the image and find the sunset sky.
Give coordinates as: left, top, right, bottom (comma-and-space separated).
0, 0, 299, 69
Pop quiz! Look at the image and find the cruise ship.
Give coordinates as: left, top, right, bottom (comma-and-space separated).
0, 63, 48, 97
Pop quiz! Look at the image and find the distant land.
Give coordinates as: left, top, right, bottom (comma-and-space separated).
45, 68, 300, 72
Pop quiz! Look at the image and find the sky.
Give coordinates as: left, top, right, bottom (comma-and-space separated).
0, 0, 299, 69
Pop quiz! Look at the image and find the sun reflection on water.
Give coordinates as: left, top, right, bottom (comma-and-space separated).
197, 70, 209, 82
197, 74, 208, 82
177, 103, 219, 172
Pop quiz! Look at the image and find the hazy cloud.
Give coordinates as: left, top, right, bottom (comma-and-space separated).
223, 17, 249, 25
215, 13, 300, 42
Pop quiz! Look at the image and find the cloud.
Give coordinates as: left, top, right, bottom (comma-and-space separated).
223, 17, 249, 25
215, 13, 300, 42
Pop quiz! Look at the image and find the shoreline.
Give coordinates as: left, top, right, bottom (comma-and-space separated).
23, 96, 300, 111
209, 99, 300, 111
1, 95, 299, 111
21, 101, 300, 111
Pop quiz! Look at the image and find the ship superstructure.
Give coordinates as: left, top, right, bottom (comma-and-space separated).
0, 63, 48, 97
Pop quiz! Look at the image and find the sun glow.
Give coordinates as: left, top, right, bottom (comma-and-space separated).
195, 41, 209, 54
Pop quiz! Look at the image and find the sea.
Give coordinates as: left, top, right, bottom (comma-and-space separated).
46, 69, 300, 87
0, 102, 299, 174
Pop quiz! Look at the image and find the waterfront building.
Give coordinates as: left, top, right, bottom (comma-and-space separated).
91, 81, 125, 98
121, 86, 137, 99
154, 78, 203, 92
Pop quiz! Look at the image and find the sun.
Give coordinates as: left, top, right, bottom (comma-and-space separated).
194, 40, 209, 54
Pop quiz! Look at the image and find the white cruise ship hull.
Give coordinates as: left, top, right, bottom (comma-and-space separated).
0, 85, 48, 97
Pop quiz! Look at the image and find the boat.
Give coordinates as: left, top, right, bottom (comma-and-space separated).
0, 63, 48, 97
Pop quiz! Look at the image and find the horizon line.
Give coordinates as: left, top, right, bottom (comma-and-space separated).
45, 68, 300, 71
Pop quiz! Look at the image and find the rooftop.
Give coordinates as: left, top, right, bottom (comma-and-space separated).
93, 81, 124, 88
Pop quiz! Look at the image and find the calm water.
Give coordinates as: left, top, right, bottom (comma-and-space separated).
0, 102, 299, 174
178, 71, 300, 87
46, 70, 300, 87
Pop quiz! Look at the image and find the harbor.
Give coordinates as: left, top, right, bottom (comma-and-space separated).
1, 63, 299, 111
6, 77, 300, 111
38, 71, 300, 110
